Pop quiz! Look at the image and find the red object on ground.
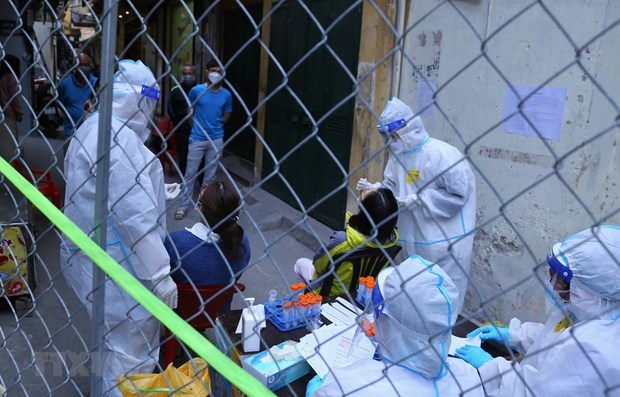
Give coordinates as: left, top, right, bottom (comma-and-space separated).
12, 161, 61, 208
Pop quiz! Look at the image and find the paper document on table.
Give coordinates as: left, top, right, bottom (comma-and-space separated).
296, 325, 338, 378
331, 327, 375, 368
335, 297, 361, 314
295, 336, 330, 379
327, 302, 357, 322
449, 334, 481, 356
320, 304, 354, 327
296, 324, 375, 380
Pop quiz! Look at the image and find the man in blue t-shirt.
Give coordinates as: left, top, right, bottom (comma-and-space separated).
58, 52, 98, 138
175, 60, 232, 220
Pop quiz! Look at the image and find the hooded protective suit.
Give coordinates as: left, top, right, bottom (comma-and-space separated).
362, 97, 476, 314
477, 225, 620, 397
60, 60, 173, 396
310, 257, 484, 396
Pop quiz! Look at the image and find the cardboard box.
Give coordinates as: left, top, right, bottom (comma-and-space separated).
241, 341, 311, 391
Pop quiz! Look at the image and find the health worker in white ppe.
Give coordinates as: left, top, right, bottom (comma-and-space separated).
60, 60, 178, 396
455, 225, 620, 397
307, 256, 484, 397
357, 97, 476, 314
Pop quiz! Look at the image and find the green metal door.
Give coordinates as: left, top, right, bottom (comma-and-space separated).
222, 3, 262, 162
262, 0, 362, 229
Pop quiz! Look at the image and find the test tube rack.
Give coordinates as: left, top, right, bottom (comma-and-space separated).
264, 298, 322, 332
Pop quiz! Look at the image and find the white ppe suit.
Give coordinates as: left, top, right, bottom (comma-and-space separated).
60, 60, 172, 396
311, 257, 484, 397
371, 97, 476, 314
478, 225, 620, 397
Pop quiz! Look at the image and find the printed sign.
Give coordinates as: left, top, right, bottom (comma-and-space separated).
0, 227, 29, 297
502, 84, 567, 140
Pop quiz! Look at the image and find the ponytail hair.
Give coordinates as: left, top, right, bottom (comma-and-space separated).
348, 188, 398, 243
198, 179, 245, 259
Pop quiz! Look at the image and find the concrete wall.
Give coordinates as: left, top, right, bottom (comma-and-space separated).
395, 0, 620, 323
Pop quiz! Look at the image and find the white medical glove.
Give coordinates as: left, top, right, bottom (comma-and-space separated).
164, 183, 181, 200
356, 178, 382, 191
154, 276, 178, 309
396, 193, 420, 208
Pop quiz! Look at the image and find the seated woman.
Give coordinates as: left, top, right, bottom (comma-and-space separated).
165, 179, 250, 286
294, 188, 399, 296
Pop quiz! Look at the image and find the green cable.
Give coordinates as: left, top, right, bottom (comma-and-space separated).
0, 157, 274, 397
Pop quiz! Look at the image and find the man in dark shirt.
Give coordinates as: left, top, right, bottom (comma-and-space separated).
167, 65, 196, 175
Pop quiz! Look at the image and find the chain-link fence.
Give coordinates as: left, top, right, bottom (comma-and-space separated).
1, 0, 619, 396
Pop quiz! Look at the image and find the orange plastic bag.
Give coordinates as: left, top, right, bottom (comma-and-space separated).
117, 358, 211, 397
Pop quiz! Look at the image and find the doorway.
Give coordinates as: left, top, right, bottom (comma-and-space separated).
262, 0, 362, 229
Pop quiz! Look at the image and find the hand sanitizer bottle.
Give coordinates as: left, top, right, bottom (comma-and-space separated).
242, 297, 261, 352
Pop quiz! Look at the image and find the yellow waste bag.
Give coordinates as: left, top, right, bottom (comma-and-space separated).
117, 358, 211, 397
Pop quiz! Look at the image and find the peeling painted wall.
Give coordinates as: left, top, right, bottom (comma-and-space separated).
348, 0, 398, 210
398, 0, 620, 323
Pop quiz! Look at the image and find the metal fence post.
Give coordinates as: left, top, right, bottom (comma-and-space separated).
91, 0, 118, 395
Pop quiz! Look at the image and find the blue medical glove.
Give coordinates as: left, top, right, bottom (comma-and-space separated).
454, 345, 493, 369
467, 324, 510, 344
306, 374, 326, 397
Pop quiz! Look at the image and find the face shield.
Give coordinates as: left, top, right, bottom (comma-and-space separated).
112, 60, 160, 142
377, 97, 430, 153
546, 228, 620, 321
377, 119, 407, 154
546, 243, 573, 283
544, 268, 570, 311
544, 243, 572, 310
549, 268, 570, 302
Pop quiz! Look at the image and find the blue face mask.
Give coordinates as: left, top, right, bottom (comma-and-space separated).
181, 74, 195, 84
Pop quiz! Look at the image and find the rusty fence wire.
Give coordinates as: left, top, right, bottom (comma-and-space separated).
1, 0, 619, 396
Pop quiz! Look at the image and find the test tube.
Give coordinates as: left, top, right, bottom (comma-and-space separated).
365, 279, 376, 307
292, 300, 300, 326
357, 277, 367, 303
301, 299, 310, 321
268, 289, 277, 305
290, 284, 301, 304
307, 294, 317, 316
315, 295, 322, 316
282, 300, 292, 325
298, 282, 307, 293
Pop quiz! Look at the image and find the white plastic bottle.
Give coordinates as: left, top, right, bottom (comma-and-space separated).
242, 298, 261, 352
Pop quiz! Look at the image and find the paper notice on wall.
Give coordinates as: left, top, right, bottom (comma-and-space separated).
416, 78, 437, 119
502, 84, 567, 140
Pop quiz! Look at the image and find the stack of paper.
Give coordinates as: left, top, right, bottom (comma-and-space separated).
318, 297, 360, 327
295, 324, 375, 379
